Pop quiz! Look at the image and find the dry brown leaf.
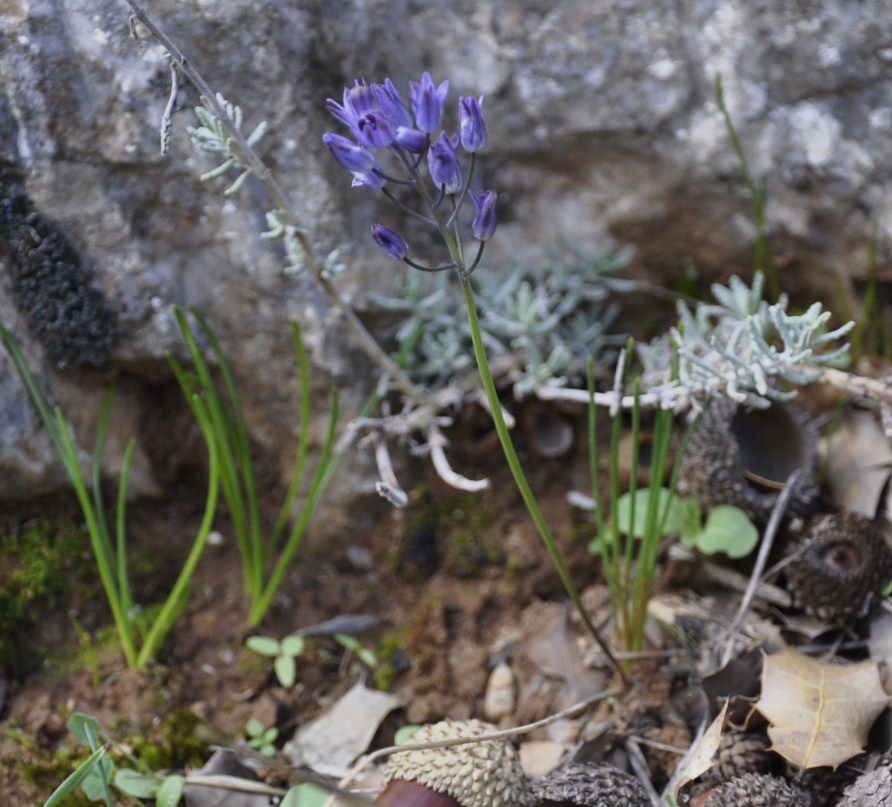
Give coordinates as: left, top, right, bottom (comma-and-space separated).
756, 646, 889, 769
672, 700, 729, 798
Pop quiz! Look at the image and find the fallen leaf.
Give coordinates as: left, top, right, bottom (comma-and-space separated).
672, 701, 729, 797
756, 647, 889, 769
283, 682, 403, 777
521, 606, 603, 703
825, 407, 892, 518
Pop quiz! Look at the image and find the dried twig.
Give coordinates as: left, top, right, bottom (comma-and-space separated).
720, 468, 802, 668
123, 0, 429, 406
426, 424, 490, 492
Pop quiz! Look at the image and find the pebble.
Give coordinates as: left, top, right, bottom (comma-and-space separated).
483, 662, 515, 721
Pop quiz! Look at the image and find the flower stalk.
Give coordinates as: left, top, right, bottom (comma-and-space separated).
323, 70, 627, 683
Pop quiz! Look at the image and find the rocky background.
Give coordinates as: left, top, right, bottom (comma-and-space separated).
1, 0, 891, 532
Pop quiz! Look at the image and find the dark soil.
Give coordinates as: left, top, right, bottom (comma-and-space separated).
1, 387, 888, 806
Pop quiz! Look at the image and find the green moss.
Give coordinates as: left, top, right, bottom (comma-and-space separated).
0, 520, 92, 665
395, 485, 500, 578
373, 626, 409, 691
5, 722, 95, 806
130, 709, 210, 771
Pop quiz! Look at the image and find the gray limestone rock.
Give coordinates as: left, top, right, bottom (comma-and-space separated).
1, 0, 891, 537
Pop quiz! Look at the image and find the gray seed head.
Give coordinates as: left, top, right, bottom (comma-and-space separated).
838, 761, 892, 806
384, 719, 530, 807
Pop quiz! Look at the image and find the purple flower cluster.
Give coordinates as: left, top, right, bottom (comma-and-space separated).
323, 72, 497, 272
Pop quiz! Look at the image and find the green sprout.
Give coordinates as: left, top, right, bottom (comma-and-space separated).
612, 490, 759, 559
0, 324, 219, 670
169, 308, 339, 626
246, 634, 306, 688
41, 713, 186, 807
334, 633, 378, 669
245, 718, 279, 757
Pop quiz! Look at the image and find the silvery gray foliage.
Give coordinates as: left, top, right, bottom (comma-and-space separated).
639, 271, 854, 409
370, 242, 635, 394
187, 95, 268, 196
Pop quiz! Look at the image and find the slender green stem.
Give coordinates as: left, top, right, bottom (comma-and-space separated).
714, 74, 779, 301
116, 438, 137, 618
55, 412, 137, 666
458, 277, 627, 685
136, 395, 219, 667
271, 321, 312, 546
191, 309, 264, 575
248, 390, 339, 625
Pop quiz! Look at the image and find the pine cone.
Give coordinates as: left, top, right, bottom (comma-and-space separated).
530, 763, 649, 807
785, 511, 892, 622
788, 759, 863, 807
680, 398, 819, 525
697, 772, 813, 806
688, 731, 776, 799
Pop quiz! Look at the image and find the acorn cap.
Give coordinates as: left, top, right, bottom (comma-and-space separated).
697, 772, 813, 806
785, 511, 892, 622
838, 759, 892, 806
680, 398, 820, 525
381, 719, 530, 807
530, 762, 649, 807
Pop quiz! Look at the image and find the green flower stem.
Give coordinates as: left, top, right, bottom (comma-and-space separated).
457, 276, 628, 685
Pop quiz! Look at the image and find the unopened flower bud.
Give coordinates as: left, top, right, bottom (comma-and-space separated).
371, 224, 409, 259
322, 133, 377, 173
394, 126, 427, 153
372, 79, 413, 129
352, 170, 386, 189
410, 71, 449, 134
427, 132, 463, 194
471, 190, 497, 240
459, 96, 487, 152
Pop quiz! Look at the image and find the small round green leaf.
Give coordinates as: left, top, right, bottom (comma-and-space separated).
114, 768, 160, 798
695, 505, 759, 558
246, 717, 264, 737
156, 773, 185, 806
616, 488, 700, 539
281, 635, 305, 658
275, 654, 297, 687
246, 635, 281, 657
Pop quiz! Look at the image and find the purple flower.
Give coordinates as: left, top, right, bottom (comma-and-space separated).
410, 71, 449, 134
471, 190, 498, 240
372, 79, 413, 129
459, 96, 487, 152
322, 133, 377, 173
394, 126, 428, 153
371, 223, 409, 259
326, 79, 375, 132
427, 132, 463, 193
355, 111, 395, 148
351, 170, 386, 189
